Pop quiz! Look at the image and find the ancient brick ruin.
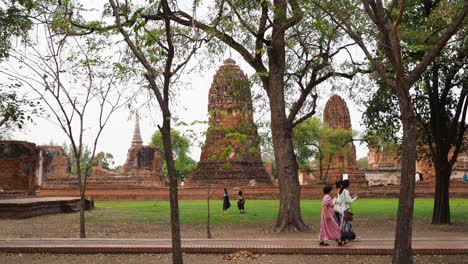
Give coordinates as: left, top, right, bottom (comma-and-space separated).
366, 145, 402, 186
0, 113, 164, 195
320, 95, 368, 187
0, 141, 39, 195
119, 112, 163, 181
188, 59, 272, 187
39, 146, 72, 180
366, 143, 468, 186
43, 113, 165, 188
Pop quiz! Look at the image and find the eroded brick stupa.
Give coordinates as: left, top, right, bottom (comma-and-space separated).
322, 95, 368, 186
188, 59, 272, 187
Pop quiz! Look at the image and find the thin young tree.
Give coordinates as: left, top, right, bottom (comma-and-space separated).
0, 18, 131, 238
315, 0, 467, 262
106, 1, 204, 262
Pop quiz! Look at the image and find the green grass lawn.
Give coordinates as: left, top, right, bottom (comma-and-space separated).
89, 198, 468, 224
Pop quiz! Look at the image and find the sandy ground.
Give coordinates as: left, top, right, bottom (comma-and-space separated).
0, 208, 466, 239
0, 209, 466, 264
0, 253, 466, 264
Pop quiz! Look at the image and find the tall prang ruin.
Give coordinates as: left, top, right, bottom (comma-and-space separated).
187, 58, 272, 187
321, 95, 368, 187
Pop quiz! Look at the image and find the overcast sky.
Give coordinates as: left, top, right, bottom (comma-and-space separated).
12, 56, 369, 166
10, 1, 370, 166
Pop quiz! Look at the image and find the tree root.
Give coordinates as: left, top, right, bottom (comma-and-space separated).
273, 221, 310, 233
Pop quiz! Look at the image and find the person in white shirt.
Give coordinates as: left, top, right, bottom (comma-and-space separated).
338, 180, 358, 241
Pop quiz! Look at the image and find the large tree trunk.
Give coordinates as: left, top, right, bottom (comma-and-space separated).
432, 158, 452, 224
270, 101, 308, 232
392, 83, 417, 264
160, 116, 183, 264
268, 0, 307, 232
272, 123, 308, 230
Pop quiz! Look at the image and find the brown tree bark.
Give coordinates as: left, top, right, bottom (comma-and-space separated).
207, 185, 212, 239
393, 81, 417, 264
269, 0, 308, 232
314, 0, 467, 262
160, 114, 183, 264
270, 95, 308, 231
160, 0, 308, 232
75, 159, 86, 238
424, 61, 467, 225
79, 191, 86, 238
432, 159, 452, 224
108, 0, 185, 262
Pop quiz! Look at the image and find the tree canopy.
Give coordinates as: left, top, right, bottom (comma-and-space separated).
0, 0, 35, 60
293, 117, 354, 180
150, 129, 196, 178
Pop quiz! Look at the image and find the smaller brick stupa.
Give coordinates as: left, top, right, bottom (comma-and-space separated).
188, 59, 272, 187
121, 112, 164, 181
321, 95, 368, 187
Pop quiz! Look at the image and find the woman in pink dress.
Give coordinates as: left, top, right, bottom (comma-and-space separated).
319, 185, 346, 246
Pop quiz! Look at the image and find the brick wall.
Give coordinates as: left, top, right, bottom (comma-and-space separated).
39, 146, 71, 180
0, 141, 39, 194
39, 181, 468, 200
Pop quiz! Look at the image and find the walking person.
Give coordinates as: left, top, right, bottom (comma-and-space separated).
333, 180, 343, 225
319, 185, 346, 246
223, 188, 231, 214
237, 190, 245, 214
338, 179, 358, 241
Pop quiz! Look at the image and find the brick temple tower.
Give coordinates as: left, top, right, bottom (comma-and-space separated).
321, 95, 368, 186
121, 113, 164, 183
188, 59, 272, 187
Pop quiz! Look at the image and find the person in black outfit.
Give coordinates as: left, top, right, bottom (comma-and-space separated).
237, 190, 245, 214
223, 188, 231, 214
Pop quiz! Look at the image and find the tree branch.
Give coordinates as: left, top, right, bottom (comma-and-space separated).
407, 1, 468, 86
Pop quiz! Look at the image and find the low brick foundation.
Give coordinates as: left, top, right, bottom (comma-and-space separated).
38, 181, 468, 200
0, 197, 93, 219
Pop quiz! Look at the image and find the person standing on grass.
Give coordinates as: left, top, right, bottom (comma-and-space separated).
319, 185, 346, 246
338, 179, 357, 241
237, 190, 245, 214
223, 188, 231, 214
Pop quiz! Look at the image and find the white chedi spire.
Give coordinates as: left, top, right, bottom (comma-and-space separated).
131, 112, 143, 147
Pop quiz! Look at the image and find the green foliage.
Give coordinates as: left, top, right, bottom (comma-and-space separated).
0, 83, 41, 130
0, 0, 35, 59
92, 151, 115, 170
361, 0, 467, 159
293, 118, 322, 170
63, 144, 91, 176
114, 165, 122, 173
64, 147, 115, 175
361, 82, 401, 147
293, 118, 354, 175
150, 129, 196, 178
356, 157, 368, 170
89, 198, 468, 224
